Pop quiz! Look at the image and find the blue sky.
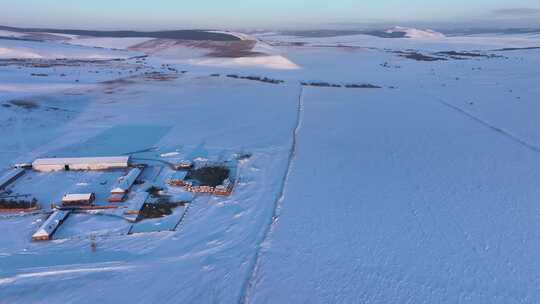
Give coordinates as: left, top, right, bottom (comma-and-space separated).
2, 0, 540, 29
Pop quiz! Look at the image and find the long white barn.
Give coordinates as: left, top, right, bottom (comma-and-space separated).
32, 156, 130, 172
111, 167, 143, 194
32, 210, 70, 241
0, 168, 25, 190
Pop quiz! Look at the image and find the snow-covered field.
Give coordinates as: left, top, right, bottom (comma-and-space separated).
1, 27, 540, 303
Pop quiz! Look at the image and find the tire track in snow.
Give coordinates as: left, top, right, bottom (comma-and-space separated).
239, 86, 305, 304
435, 98, 540, 154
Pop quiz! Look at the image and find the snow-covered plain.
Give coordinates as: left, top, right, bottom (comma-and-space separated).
0, 38, 139, 60
1, 28, 540, 303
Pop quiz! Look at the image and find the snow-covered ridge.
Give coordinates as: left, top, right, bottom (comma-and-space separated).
188, 55, 300, 70
0, 27, 300, 69
0, 39, 138, 60
0, 30, 25, 38
207, 30, 252, 41
66, 37, 154, 50
385, 26, 445, 39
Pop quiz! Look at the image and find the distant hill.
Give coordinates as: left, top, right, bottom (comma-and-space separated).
379, 26, 445, 39
442, 28, 540, 36
0, 25, 240, 41
281, 27, 445, 39
282, 27, 540, 39
279, 30, 367, 38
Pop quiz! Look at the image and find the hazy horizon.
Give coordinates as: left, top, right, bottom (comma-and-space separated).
2, 0, 540, 31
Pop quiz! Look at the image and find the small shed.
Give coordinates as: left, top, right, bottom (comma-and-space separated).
32, 210, 70, 241
173, 160, 193, 170
62, 193, 95, 206
32, 156, 130, 172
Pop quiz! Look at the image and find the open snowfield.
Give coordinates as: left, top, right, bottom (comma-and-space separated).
1, 28, 540, 303
248, 88, 540, 303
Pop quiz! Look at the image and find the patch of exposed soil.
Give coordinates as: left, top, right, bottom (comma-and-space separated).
130, 39, 264, 58
268, 41, 308, 47
301, 82, 382, 89
101, 78, 137, 86
301, 82, 342, 88
434, 51, 504, 59
492, 47, 540, 52
0, 58, 142, 69
344, 84, 382, 89
143, 72, 179, 81
138, 201, 186, 219
186, 166, 230, 187
395, 51, 447, 62
9, 99, 39, 110
226, 74, 284, 84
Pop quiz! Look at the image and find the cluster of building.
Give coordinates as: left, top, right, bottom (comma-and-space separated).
2, 154, 239, 242
29, 156, 138, 241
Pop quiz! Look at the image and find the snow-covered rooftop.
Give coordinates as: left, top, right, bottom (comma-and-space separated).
33, 156, 130, 166
62, 193, 94, 202
32, 210, 70, 239
110, 167, 142, 194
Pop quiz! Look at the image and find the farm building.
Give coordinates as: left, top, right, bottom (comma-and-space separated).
0, 168, 25, 190
32, 156, 130, 172
108, 193, 126, 203
215, 179, 234, 196
62, 193, 95, 206
110, 167, 143, 194
0, 198, 39, 212
124, 192, 150, 217
108, 167, 143, 202
173, 160, 194, 170
32, 210, 70, 241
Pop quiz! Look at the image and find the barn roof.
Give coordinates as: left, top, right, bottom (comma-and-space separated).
33, 156, 130, 166
0, 168, 25, 189
111, 167, 142, 194
32, 210, 70, 238
62, 193, 94, 202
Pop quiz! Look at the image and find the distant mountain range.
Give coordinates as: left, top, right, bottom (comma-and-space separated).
0, 25, 240, 41
280, 27, 444, 38
2, 24, 539, 41
442, 28, 540, 36
280, 27, 540, 38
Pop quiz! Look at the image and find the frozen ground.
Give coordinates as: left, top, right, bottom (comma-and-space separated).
0, 28, 540, 303
247, 88, 540, 304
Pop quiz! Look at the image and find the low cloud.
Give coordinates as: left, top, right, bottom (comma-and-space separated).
493, 8, 540, 16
